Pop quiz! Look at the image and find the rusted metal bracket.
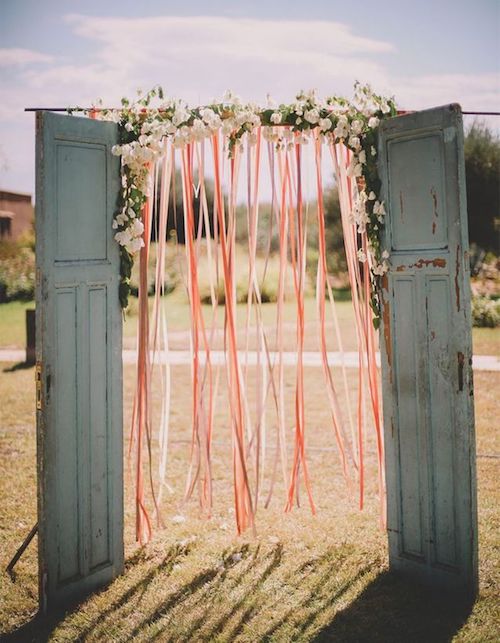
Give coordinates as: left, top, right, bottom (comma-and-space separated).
35, 361, 43, 410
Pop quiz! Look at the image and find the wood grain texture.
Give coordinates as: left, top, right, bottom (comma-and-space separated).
36, 112, 123, 610
378, 104, 478, 596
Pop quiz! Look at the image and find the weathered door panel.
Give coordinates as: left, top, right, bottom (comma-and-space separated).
36, 112, 123, 609
378, 105, 477, 594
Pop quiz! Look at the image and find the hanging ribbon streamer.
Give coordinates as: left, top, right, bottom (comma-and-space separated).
212, 132, 255, 535
330, 143, 386, 523
282, 139, 315, 514
130, 128, 386, 543
130, 174, 160, 545
313, 134, 355, 485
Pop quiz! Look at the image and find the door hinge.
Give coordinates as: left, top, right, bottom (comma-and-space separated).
35, 361, 43, 410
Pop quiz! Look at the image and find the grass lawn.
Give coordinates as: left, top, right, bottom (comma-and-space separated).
0, 301, 35, 349
0, 292, 499, 641
1, 298, 499, 355
0, 351, 499, 640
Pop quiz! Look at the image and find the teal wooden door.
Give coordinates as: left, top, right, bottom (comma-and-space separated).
378, 105, 477, 595
35, 112, 123, 609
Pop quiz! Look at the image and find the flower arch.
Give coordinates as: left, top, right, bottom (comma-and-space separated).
90, 83, 396, 322
85, 83, 397, 543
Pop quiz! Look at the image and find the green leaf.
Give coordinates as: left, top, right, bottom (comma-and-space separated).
119, 281, 131, 309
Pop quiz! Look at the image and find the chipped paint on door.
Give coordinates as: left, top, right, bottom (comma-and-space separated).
36, 112, 123, 609
378, 105, 477, 595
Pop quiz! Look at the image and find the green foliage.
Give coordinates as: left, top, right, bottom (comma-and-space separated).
100, 83, 395, 321
323, 185, 348, 276
128, 240, 179, 299
0, 240, 35, 302
118, 246, 134, 308
471, 295, 500, 328
196, 249, 306, 305
464, 122, 500, 253
235, 185, 348, 291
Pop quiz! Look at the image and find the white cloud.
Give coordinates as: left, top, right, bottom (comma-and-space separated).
394, 73, 500, 112
52, 14, 395, 106
1, 13, 498, 193
65, 14, 395, 57
0, 48, 54, 67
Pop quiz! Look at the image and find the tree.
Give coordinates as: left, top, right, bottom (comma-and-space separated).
323, 185, 347, 275
464, 122, 500, 254
152, 169, 215, 243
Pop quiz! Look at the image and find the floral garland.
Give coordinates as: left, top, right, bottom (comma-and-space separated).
84, 83, 397, 325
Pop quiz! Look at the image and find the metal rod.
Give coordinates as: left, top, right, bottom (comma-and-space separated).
25, 108, 74, 112
6, 522, 38, 577
462, 111, 500, 116
24, 107, 500, 116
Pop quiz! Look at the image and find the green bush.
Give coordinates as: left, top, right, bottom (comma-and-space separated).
198, 252, 307, 305
464, 122, 500, 254
471, 295, 500, 328
128, 240, 179, 298
0, 244, 35, 302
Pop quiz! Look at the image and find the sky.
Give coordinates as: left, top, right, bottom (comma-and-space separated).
0, 0, 499, 195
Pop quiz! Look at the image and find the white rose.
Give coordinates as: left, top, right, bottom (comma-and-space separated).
127, 237, 144, 253
319, 117, 332, 131
348, 136, 361, 150
130, 218, 144, 237
304, 108, 320, 124
350, 119, 363, 135
114, 229, 132, 246
115, 212, 128, 226
221, 121, 233, 136
172, 109, 189, 126
200, 108, 215, 123
270, 111, 282, 125
368, 116, 380, 128
347, 161, 362, 178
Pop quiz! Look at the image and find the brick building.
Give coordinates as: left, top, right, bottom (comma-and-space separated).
0, 190, 34, 241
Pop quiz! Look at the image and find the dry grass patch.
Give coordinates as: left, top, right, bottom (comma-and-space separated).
0, 362, 499, 641
2, 298, 499, 356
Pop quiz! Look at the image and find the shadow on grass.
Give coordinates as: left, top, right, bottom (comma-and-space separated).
1, 541, 194, 643
313, 571, 473, 643
123, 543, 255, 642
3, 361, 34, 373
2, 549, 474, 643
